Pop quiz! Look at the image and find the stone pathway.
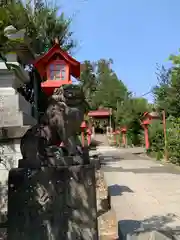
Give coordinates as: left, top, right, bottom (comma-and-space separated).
91, 134, 110, 146
96, 146, 180, 238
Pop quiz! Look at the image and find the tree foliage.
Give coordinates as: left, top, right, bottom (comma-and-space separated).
0, 0, 76, 117
0, 0, 76, 56
80, 58, 150, 145
81, 59, 129, 110
153, 56, 180, 118
148, 50, 180, 164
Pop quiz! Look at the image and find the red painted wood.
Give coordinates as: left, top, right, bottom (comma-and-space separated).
33, 43, 80, 78
46, 60, 69, 81
88, 109, 111, 117
81, 121, 87, 129
33, 43, 80, 96
144, 126, 150, 149
87, 128, 92, 146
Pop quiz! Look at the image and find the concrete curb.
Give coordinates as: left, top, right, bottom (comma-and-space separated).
96, 169, 118, 240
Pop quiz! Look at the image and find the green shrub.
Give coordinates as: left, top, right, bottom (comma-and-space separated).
166, 117, 180, 165
148, 120, 164, 154
141, 116, 180, 164
140, 120, 164, 160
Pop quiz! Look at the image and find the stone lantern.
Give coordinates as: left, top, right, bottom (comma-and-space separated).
0, 26, 36, 128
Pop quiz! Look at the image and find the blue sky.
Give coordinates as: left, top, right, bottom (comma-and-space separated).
60, 0, 180, 102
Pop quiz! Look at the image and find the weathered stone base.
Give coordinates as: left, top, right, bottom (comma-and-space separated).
8, 164, 98, 240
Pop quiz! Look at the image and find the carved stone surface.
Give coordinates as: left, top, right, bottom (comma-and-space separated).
0, 70, 16, 89
51, 85, 89, 156
0, 111, 36, 127
0, 93, 36, 127
0, 68, 28, 90
0, 109, 21, 127
8, 165, 98, 240
0, 94, 32, 115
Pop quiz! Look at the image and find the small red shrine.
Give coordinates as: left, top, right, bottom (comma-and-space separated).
88, 109, 112, 134
33, 42, 80, 95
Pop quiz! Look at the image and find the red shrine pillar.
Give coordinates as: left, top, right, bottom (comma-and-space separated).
112, 131, 116, 145
116, 130, 120, 146
87, 128, 92, 146
142, 121, 150, 150
81, 121, 87, 147
121, 127, 127, 147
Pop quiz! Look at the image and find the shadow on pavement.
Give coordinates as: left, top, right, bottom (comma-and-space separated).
108, 184, 134, 196
89, 139, 102, 148
118, 214, 180, 239
97, 198, 111, 217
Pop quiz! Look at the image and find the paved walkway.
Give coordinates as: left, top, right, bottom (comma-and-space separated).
96, 146, 180, 238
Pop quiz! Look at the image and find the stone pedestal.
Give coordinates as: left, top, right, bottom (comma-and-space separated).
8, 164, 98, 240
0, 126, 31, 222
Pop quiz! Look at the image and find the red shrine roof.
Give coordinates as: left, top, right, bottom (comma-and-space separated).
142, 112, 149, 118
33, 43, 80, 78
142, 111, 159, 120
88, 109, 111, 117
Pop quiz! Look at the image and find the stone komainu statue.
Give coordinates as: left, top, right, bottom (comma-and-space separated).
52, 84, 89, 137
51, 84, 90, 160
20, 84, 90, 167
8, 84, 98, 240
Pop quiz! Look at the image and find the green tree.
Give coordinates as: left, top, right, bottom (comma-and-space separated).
153, 57, 180, 118
116, 97, 150, 145
92, 59, 128, 110
80, 58, 150, 146
0, 0, 76, 56
147, 53, 180, 161
0, 0, 77, 117
153, 65, 171, 113
80, 61, 97, 108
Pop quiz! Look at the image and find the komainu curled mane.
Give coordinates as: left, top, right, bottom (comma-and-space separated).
20, 89, 66, 167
